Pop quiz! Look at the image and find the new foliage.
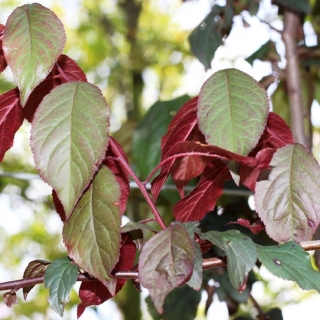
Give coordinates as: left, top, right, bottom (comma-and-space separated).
1, 2, 320, 319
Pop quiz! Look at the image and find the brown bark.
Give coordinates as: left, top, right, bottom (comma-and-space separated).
283, 9, 308, 146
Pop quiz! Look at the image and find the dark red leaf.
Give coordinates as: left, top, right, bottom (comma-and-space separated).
52, 189, 66, 222
77, 233, 136, 318
0, 24, 7, 73
103, 137, 130, 215
227, 218, 265, 234
171, 127, 208, 197
174, 160, 231, 221
240, 112, 293, 191
23, 54, 87, 122
0, 88, 24, 162
152, 97, 199, 200
258, 112, 294, 149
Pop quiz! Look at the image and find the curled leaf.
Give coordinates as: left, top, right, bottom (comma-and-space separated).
139, 224, 194, 313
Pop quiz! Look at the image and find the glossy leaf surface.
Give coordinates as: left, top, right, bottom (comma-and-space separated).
255, 144, 320, 242
63, 166, 121, 295
139, 224, 194, 313
31, 81, 109, 218
257, 242, 320, 292
3, 3, 66, 105
200, 230, 257, 290
152, 97, 200, 200
44, 257, 78, 317
198, 69, 269, 156
0, 88, 24, 161
174, 160, 230, 221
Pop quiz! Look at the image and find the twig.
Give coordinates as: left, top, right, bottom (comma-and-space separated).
0, 240, 318, 292
249, 292, 264, 320
109, 138, 166, 230
259, 19, 282, 34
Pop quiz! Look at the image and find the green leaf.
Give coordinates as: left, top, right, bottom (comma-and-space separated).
200, 230, 257, 290
174, 222, 202, 290
2, 3, 66, 106
197, 69, 269, 156
189, 5, 233, 70
139, 224, 195, 313
31, 81, 109, 218
23, 259, 51, 300
256, 242, 320, 292
187, 241, 203, 290
255, 144, 320, 242
63, 166, 121, 295
146, 285, 201, 320
44, 257, 78, 317
273, 0, 310, 14
245, 41, 271, 65
133, 95, 190, 179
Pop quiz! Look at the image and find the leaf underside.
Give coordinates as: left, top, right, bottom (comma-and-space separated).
44, 257, 78, 317
139, 224, 195, 313
255, 143, 320, 242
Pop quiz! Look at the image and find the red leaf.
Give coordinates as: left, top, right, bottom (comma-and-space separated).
227, 218, 265, 234
240, 112, 293, 191
171, 127, 208, 197
174, 160, 231, 221
77, 234, 136, 318
0, 88, 24, 162
152, 97, 199, 200
0, 24, 7, 73
258, 112, 294, 149
103, 137, 130, 215
23, 54, 87, 122
52, 189, 66, 222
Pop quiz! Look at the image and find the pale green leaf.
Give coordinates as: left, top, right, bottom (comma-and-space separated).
3, 3, 66, 106
44, 257, 78, 317
255, 144, 320, 242
31, 81, 109, 218
257, 242, 320, 292
139, 224, 195, 313
200, 230, 257, 290
197, 68, 269, 156
63, 166, 121, 295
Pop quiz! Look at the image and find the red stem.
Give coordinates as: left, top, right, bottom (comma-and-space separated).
109, 139, 166, 230
0, 240, 319, 292
144, 151, 246, 184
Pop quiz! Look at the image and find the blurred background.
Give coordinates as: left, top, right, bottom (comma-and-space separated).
1, 0, 320, 319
